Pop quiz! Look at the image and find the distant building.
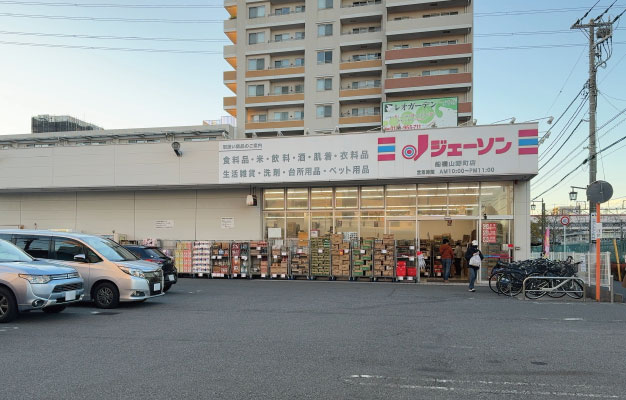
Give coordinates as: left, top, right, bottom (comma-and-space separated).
203, 116, 236, 127
31, 115, 103, 133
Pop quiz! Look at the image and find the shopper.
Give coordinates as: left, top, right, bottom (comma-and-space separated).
465, 240, 483, 292
454, 241, 463, 277
439, 238, 454, 282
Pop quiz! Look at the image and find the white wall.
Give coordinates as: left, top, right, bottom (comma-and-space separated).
0, 189, 261, 241
513, 180, 531, 260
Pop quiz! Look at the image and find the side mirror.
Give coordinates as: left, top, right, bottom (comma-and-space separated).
73, 254, 87, 263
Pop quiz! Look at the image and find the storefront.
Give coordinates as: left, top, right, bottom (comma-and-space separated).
0, 122, 536, 282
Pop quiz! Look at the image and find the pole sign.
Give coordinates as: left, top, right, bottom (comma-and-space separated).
219, 124, 538, 184
382, 97, 458, 132
560, 215, 571, 226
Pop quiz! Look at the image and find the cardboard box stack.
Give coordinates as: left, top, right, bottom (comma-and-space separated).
290, 243, 309, 277
352, 239, 373, 278
211, 241, 230, 276
231, 242, 249, 276
192, 241, 211, 274
174, 242, 193, 274
271, 244, 288, 277
330, 234, 351, 277
373, 234, 395, 277
310, 235, 330, 276
249, 241, 268, 276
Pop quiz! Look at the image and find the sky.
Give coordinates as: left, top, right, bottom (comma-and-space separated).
0, 0, 624, 210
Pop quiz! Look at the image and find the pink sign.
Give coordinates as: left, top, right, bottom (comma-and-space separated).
482, 223, 497, 243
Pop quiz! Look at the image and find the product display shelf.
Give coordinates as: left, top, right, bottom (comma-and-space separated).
174, 241, 193, 277
231, 241, 250, 278
270, 241, 289, 279
351, 239, 374, 281
249, 241, 269, 278
211, 241, 231, 278
288, 239, 310, 279
396, 240, 418, 283
310, 235, 331, 279
373, 235, 396, 281
330, 234, 351, 280
192, 241, 212, 277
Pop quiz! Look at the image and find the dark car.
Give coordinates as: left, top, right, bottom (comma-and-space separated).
123, 245, 177, 292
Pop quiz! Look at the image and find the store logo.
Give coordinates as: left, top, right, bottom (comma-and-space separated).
378, 137, 396, 161
402, 134, 429, 161
518, 129, 538, 155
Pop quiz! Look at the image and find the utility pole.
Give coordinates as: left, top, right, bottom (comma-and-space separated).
571, 3, 624, 243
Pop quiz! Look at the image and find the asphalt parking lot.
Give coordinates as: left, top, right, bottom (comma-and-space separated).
1, 279, 626, 400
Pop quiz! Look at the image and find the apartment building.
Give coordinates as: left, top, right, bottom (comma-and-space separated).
223, 0, 473, 138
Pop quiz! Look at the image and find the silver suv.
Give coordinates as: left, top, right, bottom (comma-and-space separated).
0, 239, 84, 323
0, 230, 164, 309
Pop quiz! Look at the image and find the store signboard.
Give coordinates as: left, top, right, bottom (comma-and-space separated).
218, 124, 538, 184
482, 223, 497, 243
382, 97, 458, 131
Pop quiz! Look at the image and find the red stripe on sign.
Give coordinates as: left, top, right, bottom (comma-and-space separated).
378, 137, 396, 144
518, 129, 538, 137
378, 154, 395, 161
519, 147, 538, 155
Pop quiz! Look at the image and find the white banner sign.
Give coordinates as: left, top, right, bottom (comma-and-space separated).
218, 124, 538, 184
221, 217, 235, 229
155, 220, 174, 229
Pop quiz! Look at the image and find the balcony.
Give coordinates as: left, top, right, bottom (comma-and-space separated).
339, 115, 381, 126
339, 29, 383, 48
224, 0, 237, 17
386, 0, 470, 8
386, 13, 472, 39
223, 96, 237, 117
245, 93, 305, 106
386, 43, 472, 64
224, 18, 237, 44
224, 70, 237, 93
339, 87, 382, 100
340, 0, 384, 20
384, 72, 472, 93
247, 9, 305, 28
458, 101, 472, 115
245, 119, 305, 130
245, 66, 305, 79
224, 44, 237, 68
247, 37, 305, 55
340, 58, 383, 72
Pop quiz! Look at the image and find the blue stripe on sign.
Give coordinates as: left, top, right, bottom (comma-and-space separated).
378, 145, 395, 152
518, 138, 538, 146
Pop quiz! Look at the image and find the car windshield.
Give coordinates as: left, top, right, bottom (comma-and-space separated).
83, 237, 139, 262
0, 239, 33, 262
144, 248, 167, 258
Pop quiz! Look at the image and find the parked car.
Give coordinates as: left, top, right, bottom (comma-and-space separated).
123, 245, 177, 292
0, 230, 164, 309
0, 239, 84, 323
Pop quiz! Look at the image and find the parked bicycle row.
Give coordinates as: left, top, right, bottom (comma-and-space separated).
0, 229, 178, 323
488, 257, 585, 299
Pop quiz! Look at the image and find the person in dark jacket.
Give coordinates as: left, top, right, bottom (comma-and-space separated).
465, 240, 484, 292
439, 238, 454, 282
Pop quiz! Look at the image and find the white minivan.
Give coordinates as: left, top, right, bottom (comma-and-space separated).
0, 230, 164, 309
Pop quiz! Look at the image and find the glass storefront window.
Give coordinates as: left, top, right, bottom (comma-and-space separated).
263, 189, 284, 210
360, 211, 384, 239
335, 211, 359, 235
480, 219, 510, 280
360, 186, 384, 209
386, 184, 416, 216
418, 184, 447, 216
481, 182, 513, 215
335, 187, 358, 209
448, 183, 479, 216
311, 212, 333, 237
287, 188, 308, 210
311, 187, 333, 209
286, 211, 309, 238
264, 212, 285, 239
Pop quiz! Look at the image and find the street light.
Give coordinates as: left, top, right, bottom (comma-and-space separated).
531, 203, 536, 211
569, 190, 578, 201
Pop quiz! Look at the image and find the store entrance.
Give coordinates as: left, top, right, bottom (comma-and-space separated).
418, 220, 477, 282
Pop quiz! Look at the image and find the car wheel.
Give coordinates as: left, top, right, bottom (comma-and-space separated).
93, 282, 120, 309
164, 283, 172, 292
0, 287, 18, 323
42, 305, 67, 313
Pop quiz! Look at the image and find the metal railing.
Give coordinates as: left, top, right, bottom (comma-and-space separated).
522, 276, 586, 301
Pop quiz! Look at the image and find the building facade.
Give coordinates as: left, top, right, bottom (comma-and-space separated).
222, 0, 473, 138
31, 115, 103, 134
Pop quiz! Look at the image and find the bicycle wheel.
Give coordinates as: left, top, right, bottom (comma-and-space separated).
525, 277, 549, 299
496, 273, 512, 296
489, 272, 504, 294
547, 278, 567, 298
565, 279, 584, 299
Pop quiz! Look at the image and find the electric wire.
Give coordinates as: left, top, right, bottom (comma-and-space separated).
539, 93, 589, 161
0, 30, 229, 43
0, 39, 223, 53
538, 119, 586, 171
476, 5, 626, 18
0, 1, 222, 7
0, 12, 223, 23
545, 48, 586, 115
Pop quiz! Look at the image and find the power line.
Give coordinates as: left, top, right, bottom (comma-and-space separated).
476, 5, 626, 17
540, 92, 589, 161
0, 0, 222, 7
474, 28, 625, 37
545, 48, 586, 115
0, 12, 222, 23
0, 39, 222, 53
475, 42, 626, 51
0, 30, 228, 43
539, 119, 586, 171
